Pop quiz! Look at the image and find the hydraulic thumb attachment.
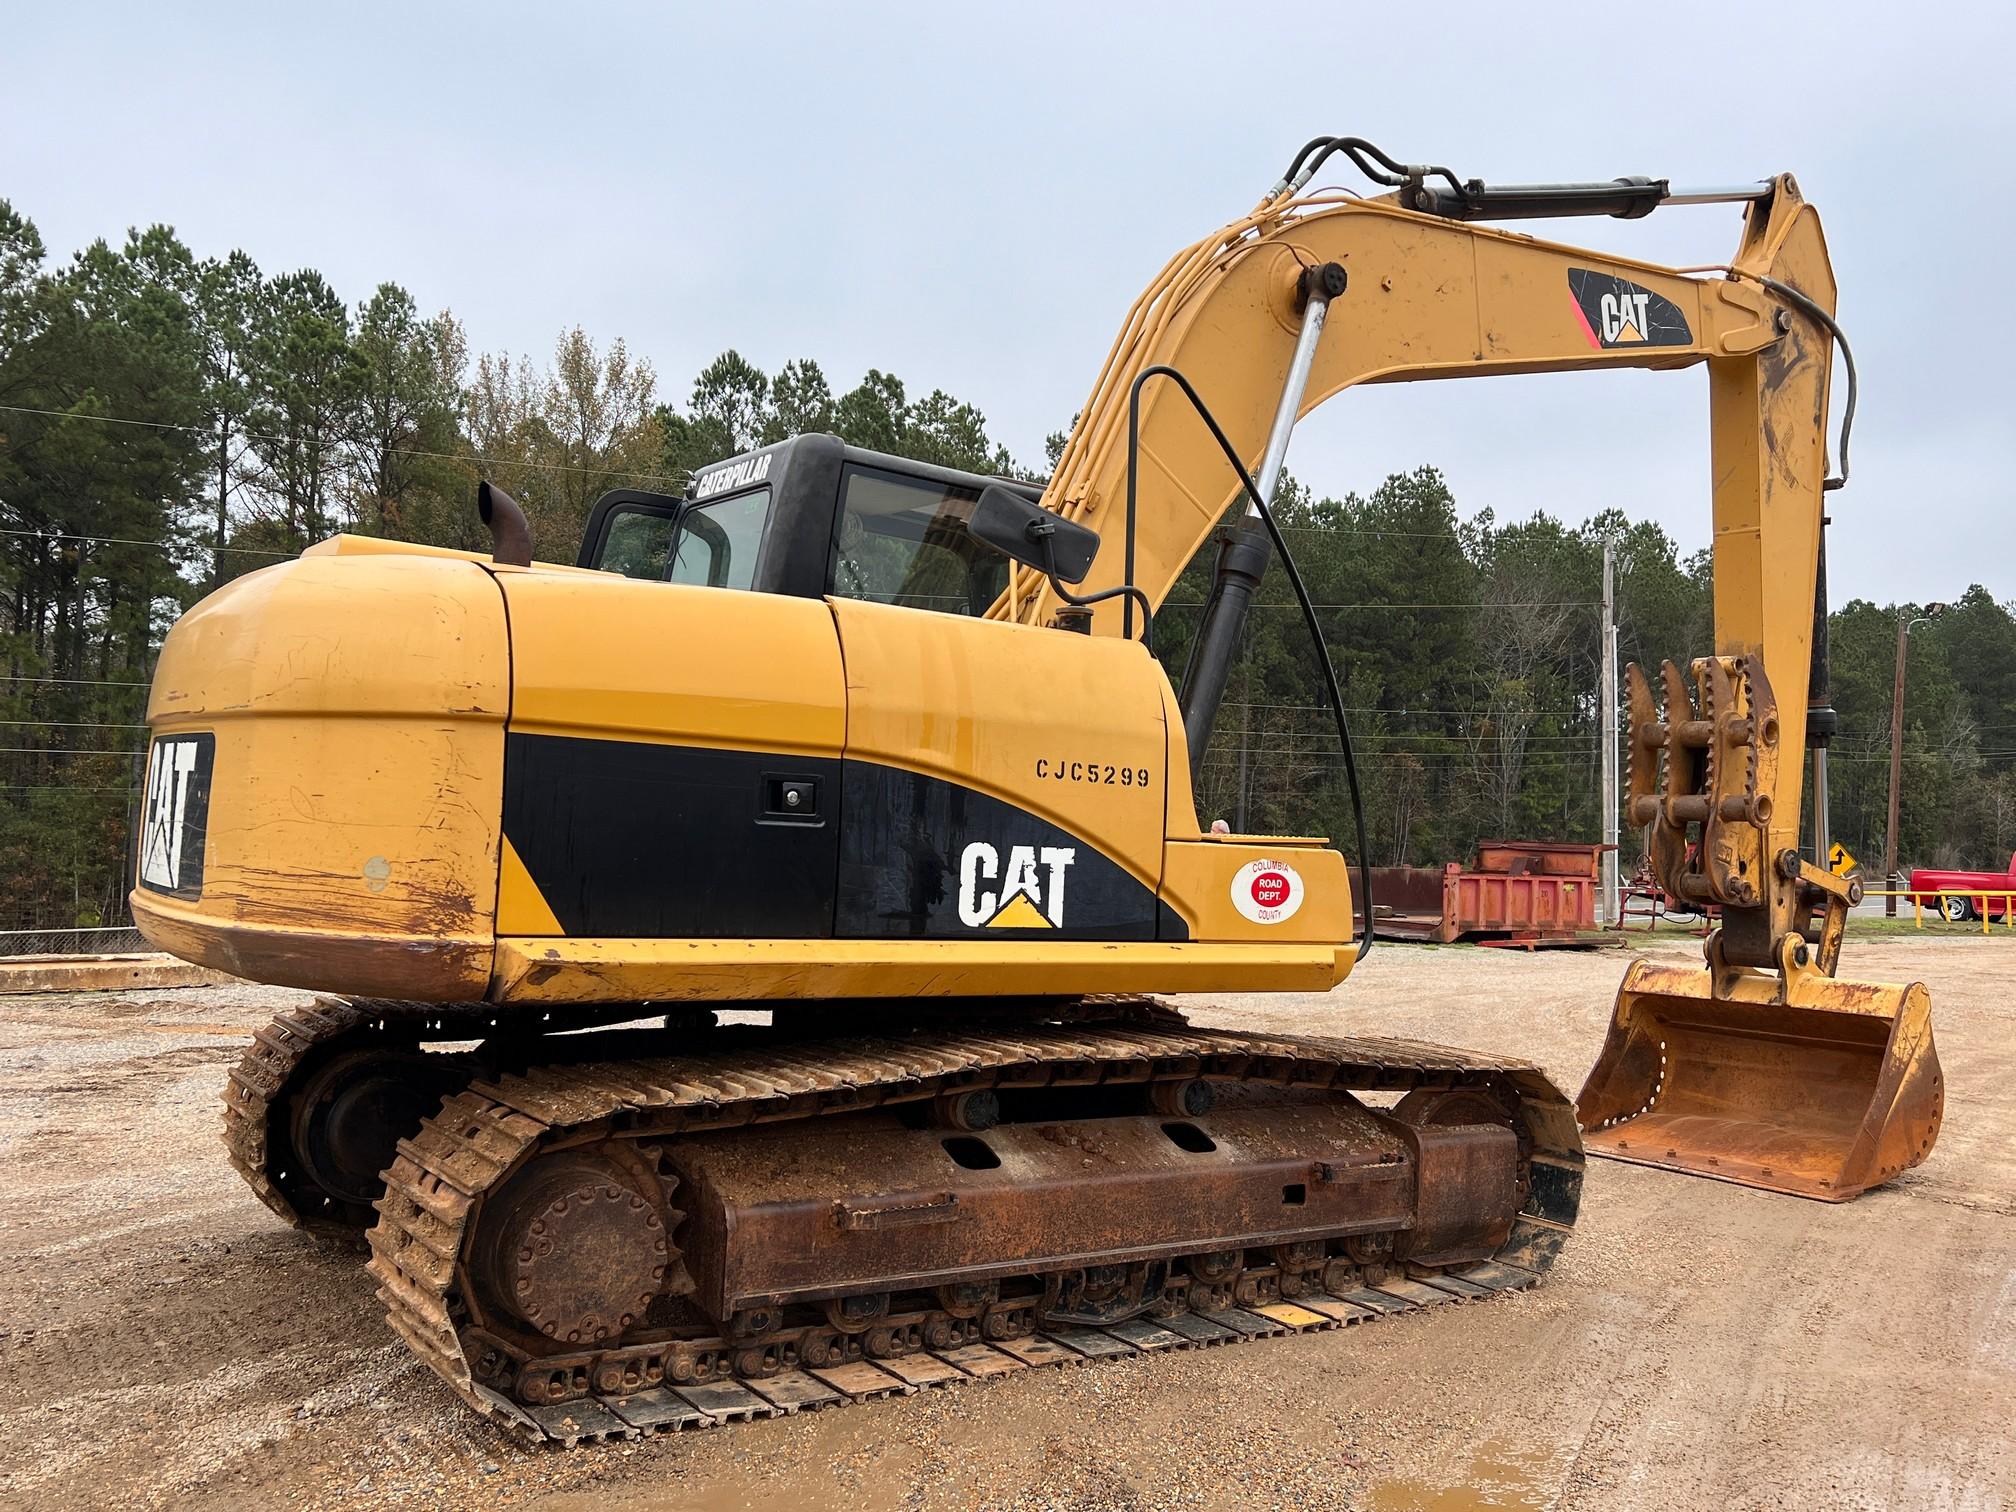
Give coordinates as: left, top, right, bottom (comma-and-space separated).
1575, 655, 1944, 1200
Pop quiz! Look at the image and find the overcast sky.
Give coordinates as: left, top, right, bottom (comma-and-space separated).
6, 1, 2009, 606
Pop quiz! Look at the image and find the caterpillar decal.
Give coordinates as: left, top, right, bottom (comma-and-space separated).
957, 842, 1077, 928
1567, 268, 1691, 349
137, 733, 214, 897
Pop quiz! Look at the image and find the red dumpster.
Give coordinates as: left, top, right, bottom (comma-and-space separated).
1367, 841, 1610, 945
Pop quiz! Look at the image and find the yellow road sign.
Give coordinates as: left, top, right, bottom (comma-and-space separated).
1828, 840, 1858, 877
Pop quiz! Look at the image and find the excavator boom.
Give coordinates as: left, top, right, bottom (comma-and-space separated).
988, 149, 1939, 1201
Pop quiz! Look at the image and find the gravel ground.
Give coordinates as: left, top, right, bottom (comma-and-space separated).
0, 935, 2009, 1511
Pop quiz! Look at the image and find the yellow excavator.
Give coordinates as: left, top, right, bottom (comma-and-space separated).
133, 136, 1939, 1443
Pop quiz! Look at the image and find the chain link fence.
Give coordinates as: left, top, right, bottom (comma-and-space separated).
0, 924, 149, 957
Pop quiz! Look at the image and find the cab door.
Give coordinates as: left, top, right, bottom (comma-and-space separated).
497, 528, 847, 940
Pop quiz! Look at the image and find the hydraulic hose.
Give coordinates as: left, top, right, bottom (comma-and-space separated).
1127, 364, 1374, 961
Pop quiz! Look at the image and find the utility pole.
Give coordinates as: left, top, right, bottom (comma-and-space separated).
1600, 543, 1619, 925
1884, 616, 1909, 916
1883, 604, 1945, 914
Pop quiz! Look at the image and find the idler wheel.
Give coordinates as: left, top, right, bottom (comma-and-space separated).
478, 1155, 670, 1345
935, 1280, 999, 1318
291, 1048, 462, 1209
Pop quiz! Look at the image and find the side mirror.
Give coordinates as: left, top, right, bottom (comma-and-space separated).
969, 485, 1100, 585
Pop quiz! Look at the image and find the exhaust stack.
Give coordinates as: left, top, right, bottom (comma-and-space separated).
478, 480, 533, 567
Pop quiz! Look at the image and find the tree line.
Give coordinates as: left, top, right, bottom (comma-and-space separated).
3, 200, 2011, 930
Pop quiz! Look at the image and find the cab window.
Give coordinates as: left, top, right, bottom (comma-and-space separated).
668, 488, 771, 591
828, 466, 1011, 616
595, 506, 678, 580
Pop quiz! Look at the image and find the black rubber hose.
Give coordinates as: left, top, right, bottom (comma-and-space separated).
1033, 532, 1156, 652
1126, 364, 1374, 959
1280, 135, 1338, 185
1296, 137, 1463, 197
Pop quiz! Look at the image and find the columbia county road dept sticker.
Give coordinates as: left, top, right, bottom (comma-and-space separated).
1231, 858, 1305, 925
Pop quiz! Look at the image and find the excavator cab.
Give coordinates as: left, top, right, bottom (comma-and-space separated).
575, 436, 1036, 618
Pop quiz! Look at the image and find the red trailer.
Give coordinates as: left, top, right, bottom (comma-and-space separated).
1367, 841, 1611, 947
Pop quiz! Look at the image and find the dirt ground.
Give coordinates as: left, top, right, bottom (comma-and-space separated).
1, 936, 2009, 1512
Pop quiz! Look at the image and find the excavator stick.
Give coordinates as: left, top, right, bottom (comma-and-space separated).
1577, 960, 1942, 1201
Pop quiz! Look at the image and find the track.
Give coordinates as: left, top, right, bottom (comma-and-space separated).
226, 1002, 1583, 1446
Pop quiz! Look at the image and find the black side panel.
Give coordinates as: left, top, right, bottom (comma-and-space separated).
504, 733, 839, 938
836, 764, 1159, 940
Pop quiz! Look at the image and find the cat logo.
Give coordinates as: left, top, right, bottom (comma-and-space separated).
1567, 269, 1692, 351
1600, 289, 1653, 344
957, 841, 1076, 928
138, 733, 215, 896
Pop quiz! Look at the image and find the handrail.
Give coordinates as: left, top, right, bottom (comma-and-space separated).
1864, 888, 2016, 935
1612, 884, 2016, 936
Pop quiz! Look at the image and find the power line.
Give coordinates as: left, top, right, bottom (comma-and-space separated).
0, 525, 291, 558
1218, 699, 1591, 717
1162, 599, 1600, 612
0, 719, 147, 730
1272, 522, 1468, 542
0, 402, 697, 490
0, 674, 151, 687
1, 785, 140, 793
1201, 744, 1601, 760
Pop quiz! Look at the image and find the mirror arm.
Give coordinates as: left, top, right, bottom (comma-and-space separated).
1031, 525, 1156, 650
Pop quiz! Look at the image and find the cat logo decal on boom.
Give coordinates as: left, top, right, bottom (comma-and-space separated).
1567, 269, 1692, 350
957, 841, 1076, 928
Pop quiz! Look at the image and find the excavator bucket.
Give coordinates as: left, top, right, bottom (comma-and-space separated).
1576, 959, 1943, 1201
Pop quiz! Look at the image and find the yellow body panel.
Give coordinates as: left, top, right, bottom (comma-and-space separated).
492, 937, 1351, 1004
135, 548, 1360, 1002
501, 572, 847, 755
1160, 840, 1352, 945
133, 553, 508, 998
829, 598, 1168, 891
